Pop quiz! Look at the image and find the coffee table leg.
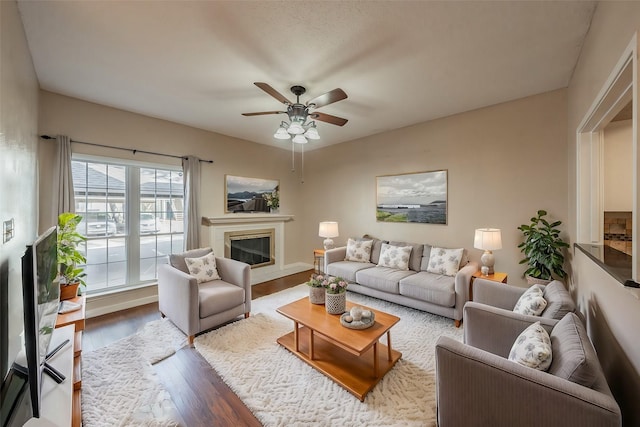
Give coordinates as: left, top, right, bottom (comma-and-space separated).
373, 341, 379, 378
386, 331, 392, 361
294, 321, 299, 352
309, 329, 314, 360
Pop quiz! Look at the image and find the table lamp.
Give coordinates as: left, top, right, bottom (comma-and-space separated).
319, 221, 339, 250
474, 228, 502, 276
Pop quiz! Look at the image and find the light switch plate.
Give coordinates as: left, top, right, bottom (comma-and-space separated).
3, 218, 14, 243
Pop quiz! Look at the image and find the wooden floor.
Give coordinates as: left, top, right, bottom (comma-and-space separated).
83, 270, 313, 427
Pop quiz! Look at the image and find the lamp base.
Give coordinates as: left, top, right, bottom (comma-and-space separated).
480, 250, 495, 275
323, 238, 335, 251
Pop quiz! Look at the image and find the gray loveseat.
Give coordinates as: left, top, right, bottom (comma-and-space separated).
436, 305, 621, 426
325, 238, 477, 326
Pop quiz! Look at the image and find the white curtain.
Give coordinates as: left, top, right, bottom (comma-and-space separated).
54, 135, 75, 217
182, 155, 201, 250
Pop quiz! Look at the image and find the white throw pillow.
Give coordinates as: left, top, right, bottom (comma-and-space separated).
508, 321, 553, 371
377, 243, 412, 270
185, 252, 221, 283
345, 238, 373, 263
513, 285, 547, 316
426, 247, 463, 276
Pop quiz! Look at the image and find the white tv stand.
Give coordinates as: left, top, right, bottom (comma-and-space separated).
24, 324, 74, 427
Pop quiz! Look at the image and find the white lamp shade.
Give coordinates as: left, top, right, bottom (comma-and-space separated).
292, 134, 308, 144
474, 228, 502, 250
274, 127, 291, 139
318, 221, 339, 238
304, 126, 320, 140
287, 121, 305, 135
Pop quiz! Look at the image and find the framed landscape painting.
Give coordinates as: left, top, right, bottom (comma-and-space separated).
376, 170, 447, 224
225, 175, 279, 213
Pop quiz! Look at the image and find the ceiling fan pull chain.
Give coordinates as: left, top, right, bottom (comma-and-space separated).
300, 143, 305, 184
291, 140, 296, 172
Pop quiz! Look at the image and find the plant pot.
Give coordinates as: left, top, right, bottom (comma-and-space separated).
60, 282, 80, 301
325, 291, 346, 314
526, 275, 553, 287
308, 286, 325, 304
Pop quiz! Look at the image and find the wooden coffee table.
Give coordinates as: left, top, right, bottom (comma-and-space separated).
276, 297, 401, 401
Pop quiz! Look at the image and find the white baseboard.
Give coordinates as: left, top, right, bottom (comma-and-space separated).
85, 262, 314, 318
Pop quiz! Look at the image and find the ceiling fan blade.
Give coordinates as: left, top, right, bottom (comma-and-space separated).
306, 88, 347, 109
242, 111, 286, 116
311, 112, 348, 126
254, 82, 292, 105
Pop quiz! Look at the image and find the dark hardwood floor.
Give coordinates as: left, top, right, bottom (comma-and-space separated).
83, 269, 313, 427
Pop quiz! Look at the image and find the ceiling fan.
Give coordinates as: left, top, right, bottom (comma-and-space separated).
242, 82, 348, 144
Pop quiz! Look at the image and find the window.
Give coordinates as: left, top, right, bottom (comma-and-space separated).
72, 158, 184, 293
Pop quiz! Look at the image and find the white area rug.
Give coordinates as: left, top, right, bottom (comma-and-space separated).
82, 318, 187, 427
194, 284, 463, 427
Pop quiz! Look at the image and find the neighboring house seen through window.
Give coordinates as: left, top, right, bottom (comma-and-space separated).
72, 158, 184, 293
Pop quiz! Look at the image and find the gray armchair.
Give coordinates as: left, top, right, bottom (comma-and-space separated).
435, 305, 621, 427
158, 247, 251, 345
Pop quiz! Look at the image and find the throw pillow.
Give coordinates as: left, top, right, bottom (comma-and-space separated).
377, 243, 412, 270
426, 247, 463, 276
513, 285, 548, 316
184, 252, 221, 283
509, 321, 553, 371
344, 238, 373, 263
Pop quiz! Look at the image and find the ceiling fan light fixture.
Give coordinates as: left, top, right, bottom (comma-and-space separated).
274, 125, 291, 139
292, 134, 308, 144
304, 122, 320, 140
287, 121, 305, 135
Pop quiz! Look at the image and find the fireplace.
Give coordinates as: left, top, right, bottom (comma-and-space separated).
224, 228, 275, 268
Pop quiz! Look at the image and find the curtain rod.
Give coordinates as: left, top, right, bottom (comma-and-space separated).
39, 135, 214, 164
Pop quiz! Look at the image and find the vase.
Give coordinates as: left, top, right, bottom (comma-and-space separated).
325, 291, 346, 314
60, 282, 80, 301
308, 286, 325, 304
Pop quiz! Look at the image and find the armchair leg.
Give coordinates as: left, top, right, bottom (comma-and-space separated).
188, 335, 194, 346
244, 312, 250, 319
454, 319, 461, 328
160, 311, 166, 318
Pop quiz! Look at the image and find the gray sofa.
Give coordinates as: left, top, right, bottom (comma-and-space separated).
436, 305, 622, 427
325, 238, 477, 326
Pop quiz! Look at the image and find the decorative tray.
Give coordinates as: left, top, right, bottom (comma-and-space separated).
340, 311, 376, 329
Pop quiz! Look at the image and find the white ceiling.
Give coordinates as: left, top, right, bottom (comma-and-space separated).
17, 0, 596, 151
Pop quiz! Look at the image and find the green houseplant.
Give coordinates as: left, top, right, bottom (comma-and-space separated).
57, 212, 87, 299
517, 210, 569, 285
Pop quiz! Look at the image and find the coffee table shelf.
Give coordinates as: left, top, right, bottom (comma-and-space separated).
276, 297, 401, 401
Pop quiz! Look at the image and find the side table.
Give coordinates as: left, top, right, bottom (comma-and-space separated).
313, 249, 325, 274
469, 271, 508, 301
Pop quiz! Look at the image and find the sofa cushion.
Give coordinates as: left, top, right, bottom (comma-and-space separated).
326, 261, 375, 283
199, 281, 245, 318
419, 244, 433, 271
399, 271, 456, 307
548, 313, 600, 388
170, 247, 213, 274
541, 281, 576, 320
378, 243, 412, 270
355, 266, 416, 294
389, 241, 424, 271
513, 285, 547, 316
426, 247, 463, 276
508, 321, 553, 371
185, 252, 221, 283
345, 238, 373, 263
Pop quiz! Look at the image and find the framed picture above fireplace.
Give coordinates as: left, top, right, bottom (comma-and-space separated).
225, 175, 279, 213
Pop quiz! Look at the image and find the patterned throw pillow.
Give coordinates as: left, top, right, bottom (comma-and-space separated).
345, 238, 373, 263
377, 243, 412, 270
426, 247, 463, 276
508, 321, 553, 371
185, 252, 221, 283
513, 285, 547, 316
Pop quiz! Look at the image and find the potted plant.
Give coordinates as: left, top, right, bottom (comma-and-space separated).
517, 210, 569, 285
306, 273, 326, 305
57, 212, 87, 300
321, 275, 348, 314
262, 186, 279, 213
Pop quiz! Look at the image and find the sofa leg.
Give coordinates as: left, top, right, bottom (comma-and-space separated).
244, 312, 250, 319
188, 335, 195, 346
454, 319, 461, 328
160, 311, 165, 318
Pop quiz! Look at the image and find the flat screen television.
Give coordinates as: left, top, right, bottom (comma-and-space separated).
0, 226, 60, 426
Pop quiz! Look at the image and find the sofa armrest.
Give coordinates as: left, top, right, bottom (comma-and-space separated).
324, 246, 346, 271
451, 261, 478, 321
216, 256, 251, 313
157, 263, 200, 336
473, 278, 525, 309
436, 336, 621, 427
463, 301, 558, 357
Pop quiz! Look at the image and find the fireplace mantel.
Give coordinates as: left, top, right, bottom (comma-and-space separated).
202, 214, 294, 226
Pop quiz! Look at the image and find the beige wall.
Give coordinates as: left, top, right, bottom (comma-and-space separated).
603, 119, 632, 211
0, 1, 40, 376
567, 2, 640, 425
303, 89, 568, 286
